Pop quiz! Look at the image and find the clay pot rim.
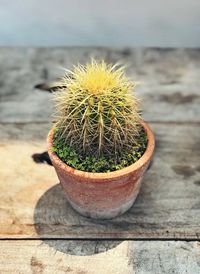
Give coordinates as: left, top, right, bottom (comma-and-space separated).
47, 120, 155, 180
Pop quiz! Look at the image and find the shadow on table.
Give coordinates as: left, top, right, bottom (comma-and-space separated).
34, 184, 122, 255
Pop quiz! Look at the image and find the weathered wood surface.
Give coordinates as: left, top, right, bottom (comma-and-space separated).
0, 240, 200, 274
0, 122, 200, 239
0, 48, 200, 273
0, 48, 200, 123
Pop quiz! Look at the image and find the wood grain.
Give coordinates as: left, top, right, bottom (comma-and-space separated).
0, 122, 199, 239
0, 48, 200, 123
0, 48, 200, 272
0, 240, 199, 274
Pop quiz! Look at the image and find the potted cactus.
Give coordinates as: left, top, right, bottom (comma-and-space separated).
47, 60, 155, 219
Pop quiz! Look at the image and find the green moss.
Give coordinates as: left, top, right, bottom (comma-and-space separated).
52, 129, 147, 173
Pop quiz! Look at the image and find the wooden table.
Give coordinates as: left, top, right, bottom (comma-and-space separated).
0, 48, 200, 273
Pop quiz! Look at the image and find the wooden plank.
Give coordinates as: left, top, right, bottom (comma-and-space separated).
0, 48, 200, 123
0, 122, 200, 239
0, 240, 200, 274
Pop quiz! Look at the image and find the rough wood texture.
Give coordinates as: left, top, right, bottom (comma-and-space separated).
0, 48, 200, 273
0, 122, 199, 239
0, 48, 200, 123
0, 240, 200, 274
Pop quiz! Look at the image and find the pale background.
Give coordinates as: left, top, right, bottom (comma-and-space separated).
0, 0, 200, 47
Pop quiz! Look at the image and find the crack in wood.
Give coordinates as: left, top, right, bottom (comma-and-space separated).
32, 152, 52, 166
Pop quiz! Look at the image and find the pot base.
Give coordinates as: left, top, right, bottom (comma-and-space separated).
67, 189, 140, 219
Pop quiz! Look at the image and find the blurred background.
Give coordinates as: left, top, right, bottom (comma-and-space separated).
0, 0, 200, 47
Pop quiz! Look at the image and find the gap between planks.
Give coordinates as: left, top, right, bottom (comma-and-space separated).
0, 121, 200, 125
0, 238, 200, 241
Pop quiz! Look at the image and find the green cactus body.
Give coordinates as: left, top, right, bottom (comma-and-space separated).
53, 60, 142, 160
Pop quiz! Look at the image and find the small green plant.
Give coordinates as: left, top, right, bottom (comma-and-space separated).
53, 59, 142, 160
52, 128, 147, 172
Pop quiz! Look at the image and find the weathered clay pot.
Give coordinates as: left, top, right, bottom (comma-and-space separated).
47, 120, 155, 219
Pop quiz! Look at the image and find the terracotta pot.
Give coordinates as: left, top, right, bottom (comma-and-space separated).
47, 120, 155, 219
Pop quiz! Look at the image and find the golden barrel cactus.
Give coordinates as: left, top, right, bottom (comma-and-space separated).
53, 59, 141, 158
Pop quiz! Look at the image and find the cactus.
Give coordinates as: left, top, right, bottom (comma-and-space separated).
53, 59, 141, 158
